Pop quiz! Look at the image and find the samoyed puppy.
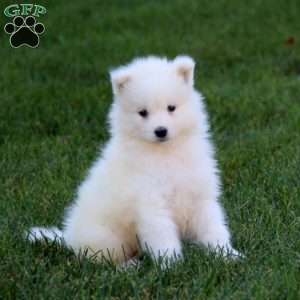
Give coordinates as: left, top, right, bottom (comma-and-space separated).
29, 56, 241, 265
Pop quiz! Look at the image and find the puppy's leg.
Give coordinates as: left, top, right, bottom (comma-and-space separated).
64, 223, 135, 264
137, 208, 182, 265
192, 200, 241, 257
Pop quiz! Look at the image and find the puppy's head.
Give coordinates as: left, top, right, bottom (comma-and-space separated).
109, 56, 201, 144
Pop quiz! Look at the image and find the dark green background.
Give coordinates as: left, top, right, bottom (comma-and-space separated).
1, 0, 300, 299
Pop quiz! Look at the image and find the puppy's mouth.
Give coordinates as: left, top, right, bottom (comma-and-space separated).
156, 137, 169, 143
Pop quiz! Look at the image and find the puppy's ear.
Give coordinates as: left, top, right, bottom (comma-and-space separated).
110, 67, 131, 95
173, 56, 195, 85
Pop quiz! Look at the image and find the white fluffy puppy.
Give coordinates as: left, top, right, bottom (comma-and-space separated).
29, 56, 240, 264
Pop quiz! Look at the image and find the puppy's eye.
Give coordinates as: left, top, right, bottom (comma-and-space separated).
138, 109, 148, 118
167, 105, 176, 112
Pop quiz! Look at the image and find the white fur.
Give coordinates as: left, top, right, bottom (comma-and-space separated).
28, 56, 241, 264
28, 227, 63, 241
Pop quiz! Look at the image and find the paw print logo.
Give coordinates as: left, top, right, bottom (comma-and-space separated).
4, 16, 45, 48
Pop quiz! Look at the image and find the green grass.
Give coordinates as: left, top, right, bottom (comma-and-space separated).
1, 0, 300, 298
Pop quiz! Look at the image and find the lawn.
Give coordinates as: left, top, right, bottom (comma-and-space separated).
1, 0, 300, 298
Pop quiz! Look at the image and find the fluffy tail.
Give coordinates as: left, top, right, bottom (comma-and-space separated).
27, 227, 64, 244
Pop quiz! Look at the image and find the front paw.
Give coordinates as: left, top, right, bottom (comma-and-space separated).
211, 245, 244, 260
155, 250, 183, 270
224, 247, 244, 259
145, 246, 182, 269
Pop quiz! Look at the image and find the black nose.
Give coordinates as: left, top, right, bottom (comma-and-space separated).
154, 127, 168, 139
